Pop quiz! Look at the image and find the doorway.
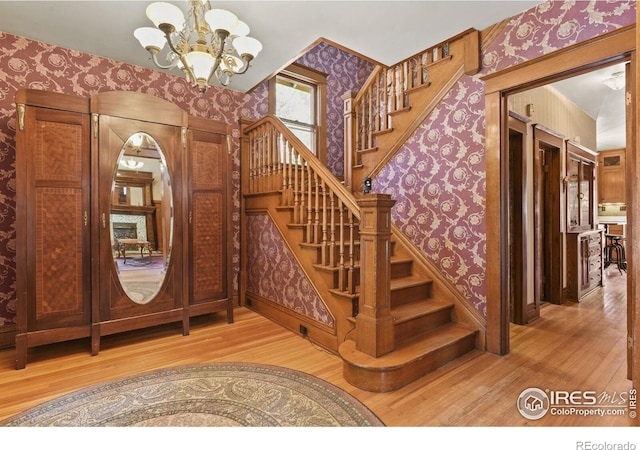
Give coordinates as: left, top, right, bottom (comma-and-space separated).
482, 25, 635, 369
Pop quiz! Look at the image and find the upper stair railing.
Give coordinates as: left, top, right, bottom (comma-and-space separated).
343, 29, 480, 191
242, 116, 362, 297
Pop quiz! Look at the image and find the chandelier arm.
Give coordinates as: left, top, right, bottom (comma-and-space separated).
206, 30, 230, 86
150, 51, 181, 70
234, 55, 254, 75
161, 29, 185, 58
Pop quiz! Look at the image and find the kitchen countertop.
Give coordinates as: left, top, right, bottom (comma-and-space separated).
598, 216, 627, 224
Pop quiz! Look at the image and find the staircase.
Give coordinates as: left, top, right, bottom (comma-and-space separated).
343, 28, 480, 193
240, 29, 485, 393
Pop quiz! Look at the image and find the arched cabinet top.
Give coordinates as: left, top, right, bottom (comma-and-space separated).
91, 91, 188, 127
17, 90, 232, 135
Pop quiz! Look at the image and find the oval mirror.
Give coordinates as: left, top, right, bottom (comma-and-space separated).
110, 132, 173, 304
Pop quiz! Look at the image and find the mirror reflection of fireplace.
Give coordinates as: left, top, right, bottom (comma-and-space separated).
111, 220, 153, 265
113, 222, 137, 240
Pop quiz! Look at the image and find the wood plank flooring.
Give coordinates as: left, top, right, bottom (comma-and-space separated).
0, 270, 633, 427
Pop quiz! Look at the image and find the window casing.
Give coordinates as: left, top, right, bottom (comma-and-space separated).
269, 63, 326, 162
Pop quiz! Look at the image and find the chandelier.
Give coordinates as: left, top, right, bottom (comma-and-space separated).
120, 133, 145, 170
134, 1, 262, 92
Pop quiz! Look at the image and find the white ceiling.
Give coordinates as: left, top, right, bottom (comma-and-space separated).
0, 0, 540, 92
550, 64, 627, 151
0, 0, 624, 149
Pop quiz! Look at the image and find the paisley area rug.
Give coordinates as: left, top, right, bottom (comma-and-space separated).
0, 362, 384, 427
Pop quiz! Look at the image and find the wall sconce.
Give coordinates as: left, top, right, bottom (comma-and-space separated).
526, 103, 535, 117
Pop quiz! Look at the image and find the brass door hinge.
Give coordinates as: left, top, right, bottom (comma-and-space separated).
17, 104, 25, 131
92, 113, 99, 139
628, 335, 633, 349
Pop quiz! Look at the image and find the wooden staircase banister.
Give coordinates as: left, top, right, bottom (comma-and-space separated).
343, 28, 480, 193
243, 115, 360, 218
242, 115, 365, 299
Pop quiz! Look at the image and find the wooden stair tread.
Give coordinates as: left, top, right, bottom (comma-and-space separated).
339, 323, 477, 370
329, 288, 359, 300
405, 81, 432, 94
391, 275, 432, 290
391, 256, 413, 264
372, 128, 393, 137
388, 105, 411, 115
391, 298, 452, 323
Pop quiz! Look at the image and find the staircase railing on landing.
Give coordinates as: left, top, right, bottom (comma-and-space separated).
242, 116, 362, 299
343, 28, 480, 192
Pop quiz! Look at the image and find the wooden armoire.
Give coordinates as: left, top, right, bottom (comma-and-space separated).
15, 89, 233, 369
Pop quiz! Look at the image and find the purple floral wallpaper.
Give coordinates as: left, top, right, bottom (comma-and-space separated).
376, 75, 487, 311
0, 0, 637, 331
245, 214, 333, 326
482, 0, 635, 75
295, 41, 376, 175
0, 32, 246, 327
244, 41, 376, 176
374, 0, 636, 316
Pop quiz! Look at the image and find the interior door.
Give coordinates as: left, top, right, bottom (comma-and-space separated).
508, 113, 532, 324
533, 126, 563, 306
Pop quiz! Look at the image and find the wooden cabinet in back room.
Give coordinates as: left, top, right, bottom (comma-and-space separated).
565, 141, 602, 302
15, 89, 233, 369
598, 148, 626, 204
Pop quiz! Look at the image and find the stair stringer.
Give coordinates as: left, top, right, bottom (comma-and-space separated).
243, 191, 354, 353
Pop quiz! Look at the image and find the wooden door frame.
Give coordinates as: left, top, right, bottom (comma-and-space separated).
508, 112, 530, 325
482, 24, 636, 377
533, 126, 564, 306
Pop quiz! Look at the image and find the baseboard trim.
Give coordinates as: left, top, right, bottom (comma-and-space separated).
245, 292, 338, 353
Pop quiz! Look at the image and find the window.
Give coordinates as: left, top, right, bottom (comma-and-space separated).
269, 63, 326, 161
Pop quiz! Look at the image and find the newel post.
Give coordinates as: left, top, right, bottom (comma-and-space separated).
356, 193, 396, 357
342, 90, 356, 193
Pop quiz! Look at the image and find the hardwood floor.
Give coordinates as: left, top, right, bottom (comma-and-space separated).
0, 270, 634, 428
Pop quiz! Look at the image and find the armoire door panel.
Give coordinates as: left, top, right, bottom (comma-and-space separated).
103, 265, 179, 320
21, 103, 91, 334
34, 111, 85, 184
187, 128, 229, 309
96, 114, 184, 323
32, 187, 87, 329
192, 192, 225, 302
191, 133, 224, 190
